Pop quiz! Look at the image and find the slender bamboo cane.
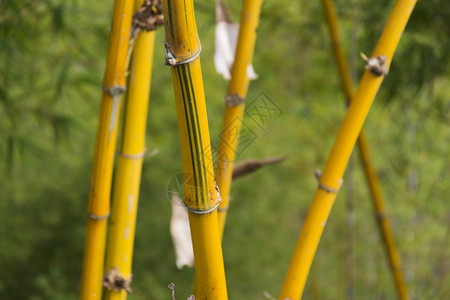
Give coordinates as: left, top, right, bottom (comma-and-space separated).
321, 1, 409, 299
279, 1, 417, 299
102, 2, 158, 299
161, 0, 227, 298
358, 133, 410, 300
216, 0, 263, 237
80, 1, 134, 299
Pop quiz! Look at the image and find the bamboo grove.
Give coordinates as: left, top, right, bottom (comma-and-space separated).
78, 0, 418, 299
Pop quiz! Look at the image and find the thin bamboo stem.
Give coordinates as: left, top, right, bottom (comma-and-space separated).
216, 0, 263, 237
358, 133, 410, 300
322, 1, 409, 299
103, 3, 156, 299
80, 1, 134, 299
279, 1, 417, 299
161, 0, 227, 298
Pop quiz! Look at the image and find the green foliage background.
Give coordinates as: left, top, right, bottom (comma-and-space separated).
1, 0, 449, 299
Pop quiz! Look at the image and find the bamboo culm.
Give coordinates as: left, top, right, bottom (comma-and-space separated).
80, 0, 134, 299
216, 0, 263, 237
279, 1, 417, 299
103, 1, 158, 298
161, 0, 228, 298
321, 0, 410, 298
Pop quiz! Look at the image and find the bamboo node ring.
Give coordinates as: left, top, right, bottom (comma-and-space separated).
183, 181, 222, 214
87, 212, 110, 220
376, 212, 386, 221
360, 53, 389, 76
163, 41, 202, 66
225, 93, 244, 107
184, 199, 221, 214
103, 84, 126, 97
103, 267, 132, 293
314, 169, 343, 194
118, 148, 147, 159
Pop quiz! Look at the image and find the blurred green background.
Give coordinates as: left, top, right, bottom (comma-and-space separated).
1, 0, 449, 299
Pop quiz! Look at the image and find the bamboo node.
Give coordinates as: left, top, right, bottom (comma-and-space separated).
314, 169, 343, 194
183, 181, 222, 214
132, 0, 164, 32
103, 84, 126, 97
163, 42, 202, 66
103, 267, 132, 293
376, 212, 386, 221
360, 53, 389, 76
225, 92, 244, 107
184, 199, 221, 214
118, 147, 147, 159
87, 212, 110, 220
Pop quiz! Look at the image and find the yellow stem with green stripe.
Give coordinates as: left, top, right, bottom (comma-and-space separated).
279, 1, 417, 299
80, 0, 134, 299
162, 0, 228, 298
322, 0, 409, 299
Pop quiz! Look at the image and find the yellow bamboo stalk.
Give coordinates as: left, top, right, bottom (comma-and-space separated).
216, 0, 263, 237
279, 1, 417, 299
80, 0, 134, 299
321, 1, 409, 299
103, 2, 157, 300
161, 0, 227, 298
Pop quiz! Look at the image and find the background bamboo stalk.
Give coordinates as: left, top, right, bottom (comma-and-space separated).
103, 2, 157, 299
321, 0, 410, 299
345, 154, 355, 300
80, 0, 134, 299
161, 0, 227, 298
216, 0, 263, 237
279, 1, 417, 299
358, 133, 410, 300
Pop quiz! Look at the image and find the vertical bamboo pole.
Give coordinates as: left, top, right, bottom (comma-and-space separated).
161, 0, 227, 298
321, 1, 410, 299
103, 1, 157, 299
80, 1, 134, 299
279, 1, 417, 299
358, 133, 410, 300
216, 0, 263, 237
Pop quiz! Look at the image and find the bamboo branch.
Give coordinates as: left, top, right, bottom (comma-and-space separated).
279, 1, 417, 299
